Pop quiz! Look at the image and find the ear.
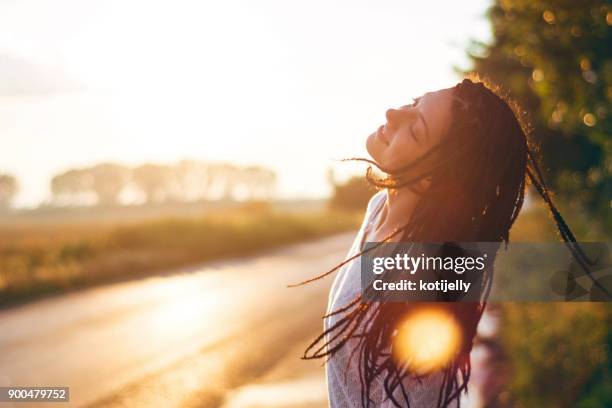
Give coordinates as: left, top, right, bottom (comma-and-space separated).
419, 176, 432, 191
407, 176, 432, 196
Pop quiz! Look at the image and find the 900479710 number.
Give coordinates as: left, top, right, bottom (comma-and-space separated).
0, 387, 69, 402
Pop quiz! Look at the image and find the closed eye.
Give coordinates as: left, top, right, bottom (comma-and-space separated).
410, 123, 418, 142
409, 98, 420, 141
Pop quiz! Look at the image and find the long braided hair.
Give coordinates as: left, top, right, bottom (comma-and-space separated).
290, 77, 606, 407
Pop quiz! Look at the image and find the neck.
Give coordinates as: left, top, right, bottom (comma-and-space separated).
379, 187, 421, 232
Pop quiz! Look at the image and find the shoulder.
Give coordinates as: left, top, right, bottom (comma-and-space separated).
365, 190, 386, 216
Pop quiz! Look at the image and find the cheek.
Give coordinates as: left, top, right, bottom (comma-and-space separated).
386, 134, 419, 168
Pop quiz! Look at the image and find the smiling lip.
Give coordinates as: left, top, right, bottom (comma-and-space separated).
376, 125, 389, 146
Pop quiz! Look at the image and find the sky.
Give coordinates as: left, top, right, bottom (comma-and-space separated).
0, 0, 492, 207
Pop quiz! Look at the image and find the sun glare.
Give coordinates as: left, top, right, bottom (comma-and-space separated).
0, 0, 492, 206
392, 308, 462, 374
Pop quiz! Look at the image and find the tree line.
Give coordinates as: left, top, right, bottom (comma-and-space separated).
51, 161, 277, 206
1, 161, 277, 209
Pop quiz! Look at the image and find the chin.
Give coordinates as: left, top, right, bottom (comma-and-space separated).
366, 133, 379, 160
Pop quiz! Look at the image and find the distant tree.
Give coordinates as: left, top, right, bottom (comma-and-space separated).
51, 168, 93, 205
215, 163, 241, 200
133, 163, 174, 204
240, 165, 277, 200
90, 163, 130, 206
328, 169, 376, 211
466, 0, 612, 227
50, 160, 277, 206
174, 160, 212, 201
0, 173, 18, 210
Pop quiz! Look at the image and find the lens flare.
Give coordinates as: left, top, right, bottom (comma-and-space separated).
392, 308, 461, 374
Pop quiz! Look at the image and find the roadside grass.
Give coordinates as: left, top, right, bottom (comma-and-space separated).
496, 198, 612, 407
0, 205, 360, 307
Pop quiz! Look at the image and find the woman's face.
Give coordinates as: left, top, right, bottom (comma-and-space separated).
366, 87, 455, 172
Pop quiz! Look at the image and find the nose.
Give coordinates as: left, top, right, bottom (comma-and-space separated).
386, 107, 418, 124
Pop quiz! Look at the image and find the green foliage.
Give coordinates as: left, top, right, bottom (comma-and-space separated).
467, 0, 611, 229
490, 200, 612, 407
499, 303, 611, 407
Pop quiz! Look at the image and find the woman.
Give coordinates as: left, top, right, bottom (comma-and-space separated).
290, 77, 604, 407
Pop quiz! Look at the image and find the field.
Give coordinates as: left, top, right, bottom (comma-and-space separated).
0, 202, 360, 307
